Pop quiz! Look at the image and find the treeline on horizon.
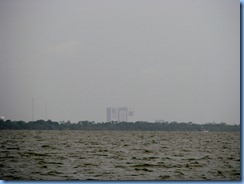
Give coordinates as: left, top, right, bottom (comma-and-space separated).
0, 119, 239, 132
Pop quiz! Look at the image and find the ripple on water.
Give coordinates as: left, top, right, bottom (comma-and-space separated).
0, 130, 240, 180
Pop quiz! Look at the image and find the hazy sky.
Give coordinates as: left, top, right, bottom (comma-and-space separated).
0, 0, 240, 124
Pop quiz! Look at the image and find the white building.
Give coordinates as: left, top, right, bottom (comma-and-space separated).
0, 116, 5, 121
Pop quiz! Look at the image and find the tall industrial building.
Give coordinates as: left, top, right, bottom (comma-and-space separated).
106, 107, 118, 122
118, 107, 128, 122
106, 107, 134, 122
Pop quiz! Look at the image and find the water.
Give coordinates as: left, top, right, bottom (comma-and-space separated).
0, 130, 240, 180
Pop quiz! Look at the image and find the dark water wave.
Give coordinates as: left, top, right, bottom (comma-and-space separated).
0, 131, 240, 180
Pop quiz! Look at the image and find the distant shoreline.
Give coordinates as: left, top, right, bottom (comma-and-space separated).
0, 120, 239, 132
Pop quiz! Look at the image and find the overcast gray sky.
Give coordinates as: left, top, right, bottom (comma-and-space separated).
0, 0, 240, 124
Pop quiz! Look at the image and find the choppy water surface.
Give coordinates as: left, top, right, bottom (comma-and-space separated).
0, 130, 240, 180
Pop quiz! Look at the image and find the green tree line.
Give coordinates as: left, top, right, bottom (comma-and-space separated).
0, 119, 239, 132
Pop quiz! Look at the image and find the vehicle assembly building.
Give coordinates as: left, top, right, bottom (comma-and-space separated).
106, 107, 134, 122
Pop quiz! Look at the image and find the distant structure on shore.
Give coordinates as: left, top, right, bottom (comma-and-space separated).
0, 116, 5, 121
155, 119, 165, 123
106, 107, 134, 122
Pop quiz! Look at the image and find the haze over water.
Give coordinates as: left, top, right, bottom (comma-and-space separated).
0, 0, 240, 124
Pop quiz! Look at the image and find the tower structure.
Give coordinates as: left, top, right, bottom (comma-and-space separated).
32, 97, 34, 121
106, 107, 118, 122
